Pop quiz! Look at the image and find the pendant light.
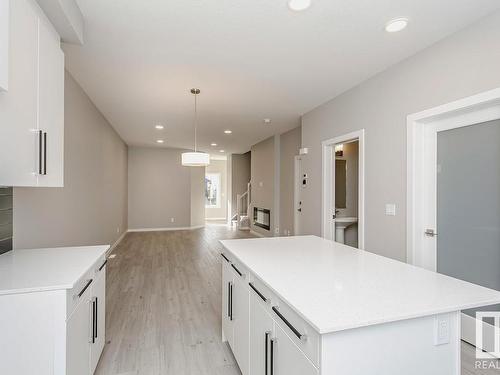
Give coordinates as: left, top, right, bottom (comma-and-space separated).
181, 88, 210, 167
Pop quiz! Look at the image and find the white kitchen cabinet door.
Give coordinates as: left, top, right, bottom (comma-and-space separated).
249, 293, 274, 375
90, 267, 106, 373
67, 294, 92, 375
0, 0, 9, 91
0, 0, 38, 186
232, 270, 249, 375
37, 15, 64, 187
273, 323, 318, 375
222, 259, 234, 347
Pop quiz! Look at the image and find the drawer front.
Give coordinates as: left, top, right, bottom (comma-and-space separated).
66, 254, 106, 318
271, 297, 320, 368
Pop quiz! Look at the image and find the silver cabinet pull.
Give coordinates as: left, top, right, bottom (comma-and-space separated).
265, 331, 271, 375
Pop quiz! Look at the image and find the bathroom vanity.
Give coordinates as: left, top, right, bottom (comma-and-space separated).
0, 245, 109, 375
220, 236, 500, 375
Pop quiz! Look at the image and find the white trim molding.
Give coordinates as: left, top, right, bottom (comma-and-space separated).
127, 225, 205, 233
406, 87, 500, 267
321, 129, 365, 249
106, 230, 128, 255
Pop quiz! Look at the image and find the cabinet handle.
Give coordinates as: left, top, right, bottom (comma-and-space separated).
270, 338, 276, 375
89, 300, 94, 343
77, 279, 93, 298
98, 259, 108, 271
229, 282, 233, 321
221, 253, 230, 263
227, 282, 231, 318
94, 297, 98, 340
249, 282, 269, 303
38, 130, 43, 175
272, 306, 307, 341
265, 331, 271, 375
231, 263, 243, 277
43, 132, 47, 175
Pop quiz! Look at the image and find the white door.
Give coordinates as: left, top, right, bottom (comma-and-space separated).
90, 267, 106, 373
0, 0, 38, 186
67, 293, 92, 375
37, 16, 64, 187
249, 292, 274, 375
221, 258, 234, 347
232, 268, 249, 375
410, 103, 500, 353
273, 323, 318, 375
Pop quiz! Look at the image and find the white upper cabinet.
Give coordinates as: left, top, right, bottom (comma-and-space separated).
0, 0, 64, 187
0, 0, 9, 91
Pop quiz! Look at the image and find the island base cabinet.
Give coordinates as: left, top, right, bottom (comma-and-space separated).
249, 293, 274, 375
273, 323, 318, 375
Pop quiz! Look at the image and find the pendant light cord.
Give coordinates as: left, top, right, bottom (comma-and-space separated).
194, 92, 198, 152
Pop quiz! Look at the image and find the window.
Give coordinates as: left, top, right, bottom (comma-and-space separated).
205, 173, 221, 208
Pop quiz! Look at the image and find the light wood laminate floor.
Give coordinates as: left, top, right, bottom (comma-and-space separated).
95, 225, 498, 374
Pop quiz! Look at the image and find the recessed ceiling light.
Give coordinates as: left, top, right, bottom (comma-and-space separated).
155, 124, 164, 130
385, 18, 409, 33
264, 118, 271, 124
156, 139, 164, 144
219, 150, 225, 153
210, 143, 217, 146
224, 130, 232, 134
287, 0, 311, 12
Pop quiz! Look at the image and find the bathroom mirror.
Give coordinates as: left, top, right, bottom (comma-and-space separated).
335, 159, 346, 208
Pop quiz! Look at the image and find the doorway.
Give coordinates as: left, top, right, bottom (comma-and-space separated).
407, 87, 500, 354
321, 130, 365, 249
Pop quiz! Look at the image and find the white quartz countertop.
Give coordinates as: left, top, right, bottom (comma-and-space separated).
220, 236, 500, 334
0, 245, 109, 296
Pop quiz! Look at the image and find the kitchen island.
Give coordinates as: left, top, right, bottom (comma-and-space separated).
220, 235, 500, 375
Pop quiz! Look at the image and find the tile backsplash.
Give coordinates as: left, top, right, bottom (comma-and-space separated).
0, 187, 12, 254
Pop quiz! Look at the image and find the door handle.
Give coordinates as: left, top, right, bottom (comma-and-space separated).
94, 297, 98, 340
270, 338, 276, 375
425, 229, 438, 237
38, 130, 43, 175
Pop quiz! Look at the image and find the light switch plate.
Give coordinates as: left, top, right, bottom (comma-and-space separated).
385, 204, 396, 216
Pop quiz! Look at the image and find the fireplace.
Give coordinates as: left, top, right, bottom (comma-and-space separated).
253, 207, 270, 231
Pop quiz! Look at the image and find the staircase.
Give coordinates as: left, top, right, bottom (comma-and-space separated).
232, 182, 251, 230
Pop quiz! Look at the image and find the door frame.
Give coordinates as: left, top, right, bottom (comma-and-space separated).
321, 129, 365, 249
407, 87, 500, 268
407, 87, 500, 351
293, 155, 301, 235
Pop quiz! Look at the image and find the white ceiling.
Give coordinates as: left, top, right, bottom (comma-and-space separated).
64, 0, 500, 155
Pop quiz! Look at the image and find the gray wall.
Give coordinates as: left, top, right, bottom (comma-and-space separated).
128, 146, 205, 230
279, 126, 301, 235
13, 72, 128, 249
300, 11, 500, 261
205, 159, 227, 220
250, 137, 275, 236
190, 167, 206, 227
231, 152, 251, 218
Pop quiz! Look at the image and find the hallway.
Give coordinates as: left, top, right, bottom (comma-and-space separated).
95, 225, 253, 375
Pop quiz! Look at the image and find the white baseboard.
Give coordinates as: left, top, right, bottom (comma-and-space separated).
205, 217, 227, 221
127, 225, 205, 233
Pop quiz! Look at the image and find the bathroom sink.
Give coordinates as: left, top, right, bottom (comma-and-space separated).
335, 217, 358, 229
335, 217, 358, 244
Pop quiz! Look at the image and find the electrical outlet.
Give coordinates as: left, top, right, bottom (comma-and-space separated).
116, 226, 120, 233
171, 217, 175, 223
274, 227, 280, 235
434, 314, 450, 346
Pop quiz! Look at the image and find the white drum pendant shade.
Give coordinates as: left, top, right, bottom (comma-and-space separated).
182, 151, 210, 167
